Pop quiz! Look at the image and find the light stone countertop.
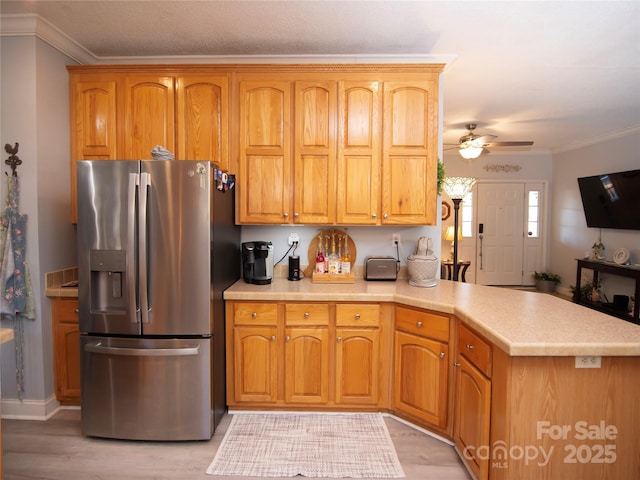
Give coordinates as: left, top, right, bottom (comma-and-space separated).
224, 277, 640, 357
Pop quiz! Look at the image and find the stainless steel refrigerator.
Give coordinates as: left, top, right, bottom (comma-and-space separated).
76, 160, 239, 441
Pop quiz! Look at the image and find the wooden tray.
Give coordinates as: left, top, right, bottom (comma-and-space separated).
312, 272, 356, 284
304, 228, 357, 279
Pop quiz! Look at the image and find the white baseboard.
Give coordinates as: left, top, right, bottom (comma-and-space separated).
1, 394, 62, 420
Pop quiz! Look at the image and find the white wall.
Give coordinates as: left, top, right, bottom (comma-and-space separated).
0, 36, 77, 413
550, 130, 640, 298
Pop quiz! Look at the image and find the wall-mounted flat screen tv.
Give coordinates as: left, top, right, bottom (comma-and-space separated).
577, 169, 640, 231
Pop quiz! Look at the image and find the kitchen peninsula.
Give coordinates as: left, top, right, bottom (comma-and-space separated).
224, 278, 640, 480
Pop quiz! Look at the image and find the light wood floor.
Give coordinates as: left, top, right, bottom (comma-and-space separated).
2, 409, 471, 480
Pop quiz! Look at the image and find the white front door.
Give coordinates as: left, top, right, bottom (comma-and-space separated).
476, 183, 525, 285
475, 182, 545, 286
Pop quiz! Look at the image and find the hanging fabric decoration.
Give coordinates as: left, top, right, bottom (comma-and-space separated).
1, 143, 36, 400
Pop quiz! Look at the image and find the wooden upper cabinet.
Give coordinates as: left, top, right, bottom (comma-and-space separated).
382, 81, 438, 225
293, 81, 337, 224
176, 75, 229, 170
122, 75, 175, 159
69, 75, 118, 222
238, 80, 292, 224
337, 80, 381, 225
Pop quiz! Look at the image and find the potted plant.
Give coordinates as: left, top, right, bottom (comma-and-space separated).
533, 271, 561, 292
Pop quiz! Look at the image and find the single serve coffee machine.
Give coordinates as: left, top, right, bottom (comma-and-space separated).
242, 241, 274, 284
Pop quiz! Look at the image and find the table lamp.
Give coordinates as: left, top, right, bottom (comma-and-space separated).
443, 225, 462, 261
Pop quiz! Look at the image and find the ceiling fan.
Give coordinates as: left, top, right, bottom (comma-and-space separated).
445, 123, 534, 159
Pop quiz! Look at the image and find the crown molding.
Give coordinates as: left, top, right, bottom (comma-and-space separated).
552, 124, 640, 154
93, 53, 457, 66
1, 14, 94, 64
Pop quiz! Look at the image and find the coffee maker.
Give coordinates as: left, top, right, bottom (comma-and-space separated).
241, 241, 274, 285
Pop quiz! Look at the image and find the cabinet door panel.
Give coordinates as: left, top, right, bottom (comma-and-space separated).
123, 75, 175, 159
233, 326, 278, 402
239, 81, 292, 223
382, 81, 438, 225
70, 77, 118, 222
454, 355, 491, 480
294, 81, 336, 224
336, 329, 379, 404
176, 75, 229, 170
337, 81, 381, 224
285, 328, 329, 404
394, 331, 448, 427
52, 298, 81, 405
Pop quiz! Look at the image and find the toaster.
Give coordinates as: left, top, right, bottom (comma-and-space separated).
364, 256, 398, 281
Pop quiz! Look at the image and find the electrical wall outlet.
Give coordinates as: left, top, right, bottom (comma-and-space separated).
575, 355, 602, 368
288, 233, 299, 246
392, 233, 401, 248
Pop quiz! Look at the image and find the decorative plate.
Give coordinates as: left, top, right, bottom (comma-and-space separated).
613, 247, 630, 265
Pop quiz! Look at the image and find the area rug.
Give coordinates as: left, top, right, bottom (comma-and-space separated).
205, 413, 405, 478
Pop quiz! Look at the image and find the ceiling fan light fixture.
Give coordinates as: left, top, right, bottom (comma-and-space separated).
459, 145, 483, 159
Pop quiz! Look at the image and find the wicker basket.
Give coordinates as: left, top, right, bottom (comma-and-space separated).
407, 254, 439, 287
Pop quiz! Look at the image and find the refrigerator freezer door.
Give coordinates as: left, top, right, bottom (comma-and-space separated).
77, 161, 142, 336
80, 335, 213, 440
142, 160, 212, 335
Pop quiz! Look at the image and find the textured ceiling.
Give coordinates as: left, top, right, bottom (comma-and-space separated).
1, 0, 639, 156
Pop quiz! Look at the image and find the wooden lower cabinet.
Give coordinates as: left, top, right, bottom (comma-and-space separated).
232, 325, 278, 403
335, 328, 380, 405
51, 297, 80, 405
453, 321, 493, 480
226, 301, 390, 409
453, 354, 491, 480
226, 299, 640, 479
393, 306, 451, 431
284, 327, 329, 403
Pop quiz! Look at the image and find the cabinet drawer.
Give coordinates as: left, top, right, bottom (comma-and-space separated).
336, 304, 380, 327
395, 306, 449, 342
53, 298, 79, 323
285, 304, 329, 326
457, 322, 492, 377
233, 303, 278, 325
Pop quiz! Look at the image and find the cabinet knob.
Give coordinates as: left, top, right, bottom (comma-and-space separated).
416, 321, 423, 327
252, 312, 257, 318
355, 314, 361, 320
294, 212, 299, 217
283, 212, 289, 218
372, 213, 377, 219
439, 352, 446, 359
285, 335, 290, 342
453, 362, 461, 367
337, 337, 342, 342
466, 344, 474, 350
383, 213, 388, 219
270, 335, 276, 341
304, 312, 310, 319
74, 308, 79, 314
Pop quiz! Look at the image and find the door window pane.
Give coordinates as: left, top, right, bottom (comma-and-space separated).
527, 191, 539, 238
461, 192, 473, 237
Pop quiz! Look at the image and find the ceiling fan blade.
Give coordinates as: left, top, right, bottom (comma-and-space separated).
473, 134, 497, 143
480, 147, 491, 156
486, 141, 534, 147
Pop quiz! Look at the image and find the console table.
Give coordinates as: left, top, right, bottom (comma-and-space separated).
442, 260, 471, 283
573, 258, 640, 324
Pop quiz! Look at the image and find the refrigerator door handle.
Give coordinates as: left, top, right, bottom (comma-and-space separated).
138, 172, 151, 324
84, 342, 200, 357
127, 173, 140, 324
